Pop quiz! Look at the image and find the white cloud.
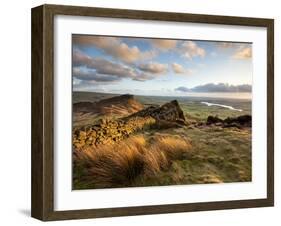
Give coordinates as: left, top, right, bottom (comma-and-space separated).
233, 47, 252, 59
150, 39, 177, 50
171, 63, 184, 73
171, 63, 193, 75
180, 41, 206, 60
73, 35, 156, 63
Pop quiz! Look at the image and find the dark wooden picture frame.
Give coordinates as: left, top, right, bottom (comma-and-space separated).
31, 4, 274, 221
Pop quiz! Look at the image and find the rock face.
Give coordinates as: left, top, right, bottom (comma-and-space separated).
206, 115, 252, 128
73, 99, 186, 149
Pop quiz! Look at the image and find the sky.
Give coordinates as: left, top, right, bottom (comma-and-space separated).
72, 35, 252, 98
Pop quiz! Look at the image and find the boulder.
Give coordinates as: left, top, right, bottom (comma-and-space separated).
206, 115, 223, 125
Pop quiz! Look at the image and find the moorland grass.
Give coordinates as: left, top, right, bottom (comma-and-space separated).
73, 135, 192, 189
73, 92, 252, 189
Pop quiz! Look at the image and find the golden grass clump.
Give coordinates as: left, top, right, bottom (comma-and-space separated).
73, 134, 192, 188
151, 136, 192, 161
143, 147, 169, 176
74, 137, 145, 188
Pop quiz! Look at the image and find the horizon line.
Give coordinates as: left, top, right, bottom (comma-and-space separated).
73, 90, 252, 100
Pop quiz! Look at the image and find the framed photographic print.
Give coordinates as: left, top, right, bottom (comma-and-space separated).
31, 4, 274, 221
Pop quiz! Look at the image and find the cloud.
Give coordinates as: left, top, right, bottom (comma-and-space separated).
73, 35, 156, 63
72, 67, 121, 82
73, 80, 111, 92
175, 86, 190, 92
138, 62, 168, 74
215, 42, 252, 60
150, 39, 177, 50
233, 47, 252, 59
171, 63, 193, 74
175, 83, 252, 93
73, 49, 164, 83
73, 50, 136, 78
132, 72, 158, 81
73, 49, 93, 67
171, 63, 184, 73
180, 41, 206, 60
216, 42, 241, 49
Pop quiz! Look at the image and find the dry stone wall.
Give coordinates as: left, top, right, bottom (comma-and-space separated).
73, 116, 156, 149
73, 100, 186, 149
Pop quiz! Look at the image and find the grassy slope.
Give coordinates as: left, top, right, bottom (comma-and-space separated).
73, 92, 252, 189
132, 127, 251, 187
73, 92, 118, 103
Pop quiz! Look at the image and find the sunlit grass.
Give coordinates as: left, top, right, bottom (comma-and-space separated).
73, 135, 192, 189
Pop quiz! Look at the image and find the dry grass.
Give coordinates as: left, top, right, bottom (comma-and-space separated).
152, 136, 192, 160
73, 135, 192, 189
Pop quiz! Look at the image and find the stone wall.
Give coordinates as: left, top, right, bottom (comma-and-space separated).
73, 100, 186, 149
73, 116, 156, 149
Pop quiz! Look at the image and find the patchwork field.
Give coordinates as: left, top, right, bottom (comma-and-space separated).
72, 92, 252, 189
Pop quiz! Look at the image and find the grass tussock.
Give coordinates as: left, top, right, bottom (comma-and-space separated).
152, 136, 192, 160
73, 135, 192, 189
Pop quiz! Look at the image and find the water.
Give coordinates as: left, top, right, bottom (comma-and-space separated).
201, 102, 243, 112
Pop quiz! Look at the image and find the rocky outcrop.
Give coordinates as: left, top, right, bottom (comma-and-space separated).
128, 100, 185, 123
224, 115, 252, 126
73, 99, 186, 149
206, 114, 251, 128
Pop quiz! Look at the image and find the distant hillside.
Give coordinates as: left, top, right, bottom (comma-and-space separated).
73, 92, 119, 104
73, 93, 144, 116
